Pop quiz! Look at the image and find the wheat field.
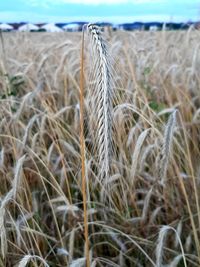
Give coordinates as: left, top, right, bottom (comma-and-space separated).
0, 28, 200, 266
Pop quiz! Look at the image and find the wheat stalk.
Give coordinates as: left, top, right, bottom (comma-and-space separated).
158, 109, 177, 185
86, 24, 113, 182
12, 154, 26, 199
130, 128, 150, 185
0, 189, 13, 259
80, 27, 90, 267
17, 254, 49, 267
156, 225, 187, 267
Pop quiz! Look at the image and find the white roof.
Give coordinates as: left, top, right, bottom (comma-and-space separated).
63, 23, 80, 29
18, 23, 39, 32
0, 23, 13, 30
40, 23, 63, 32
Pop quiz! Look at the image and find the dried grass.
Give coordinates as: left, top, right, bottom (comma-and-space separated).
0, 29, 199, 266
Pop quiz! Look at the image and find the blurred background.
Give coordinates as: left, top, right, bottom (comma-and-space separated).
0, 0, 199, 31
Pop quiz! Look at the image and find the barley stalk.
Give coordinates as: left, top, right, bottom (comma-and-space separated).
158, 109, 177, 185
80, 27, 90, 267
17, 254, 49, 267
86, 24, 113, 182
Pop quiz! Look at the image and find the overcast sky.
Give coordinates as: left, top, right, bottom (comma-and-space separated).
0, 0, 199, 23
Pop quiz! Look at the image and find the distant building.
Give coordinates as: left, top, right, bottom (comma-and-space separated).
149, 25, 159, 31
63, 23, 80, 32
18, 23, 39, 32
0, 23, 13, 31
145, 22, 163, 31
40, 23, 63, 32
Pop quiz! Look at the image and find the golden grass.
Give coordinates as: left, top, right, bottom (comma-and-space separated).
0, 29, 200, 266
80, 29, 90, 267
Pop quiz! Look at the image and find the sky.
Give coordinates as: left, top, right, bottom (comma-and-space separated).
0, 0, 199, 23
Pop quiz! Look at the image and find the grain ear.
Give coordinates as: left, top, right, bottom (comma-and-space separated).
86, 24, 114, 182
158, 109, 177, 185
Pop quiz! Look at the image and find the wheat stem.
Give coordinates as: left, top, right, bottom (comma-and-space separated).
80, 27, 90, 267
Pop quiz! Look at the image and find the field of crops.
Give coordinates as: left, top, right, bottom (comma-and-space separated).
0, 28, 200, 266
